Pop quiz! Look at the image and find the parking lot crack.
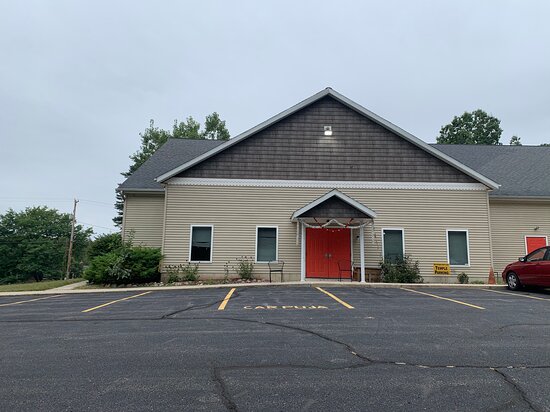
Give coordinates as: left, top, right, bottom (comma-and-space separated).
492, 368, 541, 412
188, 316, 373, 364
212, 367, 238, 411
161, 291, 242, 318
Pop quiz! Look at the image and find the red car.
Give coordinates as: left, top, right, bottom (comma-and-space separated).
502, 246, 550, 290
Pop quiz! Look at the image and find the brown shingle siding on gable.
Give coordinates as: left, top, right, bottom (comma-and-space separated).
179, 96, 477, 183
299, 196, 370, 219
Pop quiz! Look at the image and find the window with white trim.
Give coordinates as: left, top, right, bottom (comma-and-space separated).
447, 230, 469, 266
189, 226, 213, 262
382, 229, 404, 262
256, 227, 278, 262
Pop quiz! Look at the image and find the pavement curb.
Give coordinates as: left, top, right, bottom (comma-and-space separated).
0, 281, 508, 297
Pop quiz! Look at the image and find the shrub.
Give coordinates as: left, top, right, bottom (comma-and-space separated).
84, 253, 120, 284
380, 255, 422, 283
234, 256, 254, 280
88, 233, 122, 259
84, 246, 162, 285
457, 272, 469, 284
165, 262, 200, 283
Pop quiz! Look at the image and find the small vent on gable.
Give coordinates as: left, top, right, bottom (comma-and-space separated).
323, 125, 332, 136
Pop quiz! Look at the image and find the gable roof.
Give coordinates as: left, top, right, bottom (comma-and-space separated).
291, 189, 377, 221
155, 88, 499, 190
433, 144, 550, 198
118, 139, 223, 192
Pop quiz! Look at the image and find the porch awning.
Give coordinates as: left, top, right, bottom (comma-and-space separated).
291, 189, 377, 224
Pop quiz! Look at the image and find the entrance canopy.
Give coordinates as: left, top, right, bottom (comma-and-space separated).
292, 190, 376, 283
291, 189, 377, 228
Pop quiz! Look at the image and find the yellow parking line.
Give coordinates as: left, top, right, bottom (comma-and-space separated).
315, 287, 354, 309
0, 295, 62, 307
218, 288, 236, 310
402, 288, 485, 310
81, 291, 152, 313
484, 289, 550, 302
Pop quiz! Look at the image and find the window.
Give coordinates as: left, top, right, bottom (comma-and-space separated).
189, 226, 213, 262
382, 229, 404, 262
447, 230, 469, 266
526, 247, 547, 262
256, 227, 278, 262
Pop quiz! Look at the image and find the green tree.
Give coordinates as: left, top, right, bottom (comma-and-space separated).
113, 113, 230, 226
509, 135, 522, 146
541, 143, 550, 147
437, 109, 502, 145
0, 207, 93, 283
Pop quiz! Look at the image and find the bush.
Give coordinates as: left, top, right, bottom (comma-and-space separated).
88, 233, 122, 260
0, 274, 26, 285
380, 255, 422, 283
84, 246, 162, 285
234, 256, 254, 280
165, 263, 200, 283
457, 272, 469, 284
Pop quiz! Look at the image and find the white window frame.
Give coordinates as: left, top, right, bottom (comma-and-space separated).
446, 229, 470, 267
524, 235, 548, 255
255, 226, 279, 263
381, 228, 406, 261
189, 224, 214, 263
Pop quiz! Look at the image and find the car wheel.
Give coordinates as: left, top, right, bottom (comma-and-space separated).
507, 272, 522, 291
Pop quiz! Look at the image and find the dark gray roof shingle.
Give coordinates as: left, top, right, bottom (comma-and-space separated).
118, 139, 223, 191
432, 144, 550, 197
120, 139, 550, 198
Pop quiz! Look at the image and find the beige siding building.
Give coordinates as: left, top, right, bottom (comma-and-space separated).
119, 88, 550, 284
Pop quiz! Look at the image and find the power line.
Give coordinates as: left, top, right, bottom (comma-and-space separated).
79, 199, 114, 207
78, 221, 116, 232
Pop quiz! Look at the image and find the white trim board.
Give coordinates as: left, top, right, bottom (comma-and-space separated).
168, 177, 487, 191
155, 88, 500, 190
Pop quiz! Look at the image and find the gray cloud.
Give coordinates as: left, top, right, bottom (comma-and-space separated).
1, 0, 548, 234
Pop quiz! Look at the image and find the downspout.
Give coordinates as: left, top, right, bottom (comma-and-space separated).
160, 183, 168, 256
121, 191, 127, 240
485, 190, 495, 277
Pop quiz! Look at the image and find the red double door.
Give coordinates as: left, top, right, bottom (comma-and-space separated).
306, 228, 351, 279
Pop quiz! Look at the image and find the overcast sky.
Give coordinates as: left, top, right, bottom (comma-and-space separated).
1, 1, 549, 236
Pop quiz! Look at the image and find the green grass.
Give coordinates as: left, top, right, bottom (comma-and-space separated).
0, 278, 84, 292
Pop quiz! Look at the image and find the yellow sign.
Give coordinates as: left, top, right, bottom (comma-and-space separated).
433, 263, 451, 275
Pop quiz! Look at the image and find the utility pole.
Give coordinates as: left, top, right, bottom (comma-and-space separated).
65, 198, 79, 280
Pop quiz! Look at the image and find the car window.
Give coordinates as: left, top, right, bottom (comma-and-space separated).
526, 248, 547, 262
545, 248, 550, 261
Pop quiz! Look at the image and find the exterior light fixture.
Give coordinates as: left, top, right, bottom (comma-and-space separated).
324, 126, 332, 136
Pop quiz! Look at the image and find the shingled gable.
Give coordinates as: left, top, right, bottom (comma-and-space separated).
156, 88, 499, 189
291, 190, 377, 221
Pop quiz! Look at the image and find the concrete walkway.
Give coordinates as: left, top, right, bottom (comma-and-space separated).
48, 280, 88, 291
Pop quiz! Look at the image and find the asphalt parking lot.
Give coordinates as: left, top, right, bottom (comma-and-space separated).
1, 285, 550, 411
